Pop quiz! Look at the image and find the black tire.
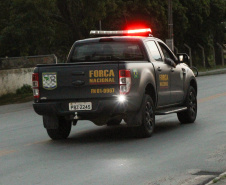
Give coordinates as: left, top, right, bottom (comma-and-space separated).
177, 86, 197, 124
136, 94, 155, 138
106, 118, 122, 126
46, 117, 72, 140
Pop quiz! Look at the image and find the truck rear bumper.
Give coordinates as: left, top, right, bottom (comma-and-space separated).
33, 97, 140, 119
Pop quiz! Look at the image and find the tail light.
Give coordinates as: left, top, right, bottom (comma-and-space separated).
119, 70, 131, 94
32, 73, 39, 98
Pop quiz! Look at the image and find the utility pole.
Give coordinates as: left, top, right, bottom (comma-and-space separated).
99, 20, 102, 30
168, 0, 173, 39
166, 0, 174, 51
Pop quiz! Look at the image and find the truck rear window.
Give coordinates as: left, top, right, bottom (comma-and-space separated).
71, 42, 144, 62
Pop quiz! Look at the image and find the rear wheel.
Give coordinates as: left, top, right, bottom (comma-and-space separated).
177, 86, 197, 123
136, 94, 155, 138
46, 117, 72, 140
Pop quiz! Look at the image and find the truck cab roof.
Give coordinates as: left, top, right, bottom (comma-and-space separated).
75, 36, 160, 44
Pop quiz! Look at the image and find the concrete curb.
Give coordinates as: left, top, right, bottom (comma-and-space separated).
205, 172, 226, 185
198, 68, 226, 76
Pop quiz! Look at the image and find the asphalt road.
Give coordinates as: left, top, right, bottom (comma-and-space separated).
0, 74, 226, 185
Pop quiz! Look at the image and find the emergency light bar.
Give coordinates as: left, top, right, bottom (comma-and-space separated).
90, 28, 152, 37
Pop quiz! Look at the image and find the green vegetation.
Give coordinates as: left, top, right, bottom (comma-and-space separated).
16, 84, 33, 95
0, 0, 225, 65
212, 174, 226, 183
0, 85, 33, 106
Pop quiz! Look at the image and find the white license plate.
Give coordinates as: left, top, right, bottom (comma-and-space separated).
69, 102, 92, 111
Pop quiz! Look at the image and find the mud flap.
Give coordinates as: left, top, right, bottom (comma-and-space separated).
43, 115, 59, 129
125, 112, 142, 126
125, 94, 145, 126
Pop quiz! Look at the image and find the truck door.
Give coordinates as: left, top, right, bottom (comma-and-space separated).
158, 42, 184, 104
146, 41, 171, 106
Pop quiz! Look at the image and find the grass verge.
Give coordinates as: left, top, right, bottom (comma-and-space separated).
213, 174, 226, 183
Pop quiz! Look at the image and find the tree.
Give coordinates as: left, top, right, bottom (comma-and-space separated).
55, 0, 116, 40
102, 0, 168, 39
0, 0, 56, 57
173, 0, 225, 66
0, 0, 224, 63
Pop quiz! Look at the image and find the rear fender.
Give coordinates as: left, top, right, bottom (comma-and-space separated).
139, 69, 157, 106
125, 67, 156, 126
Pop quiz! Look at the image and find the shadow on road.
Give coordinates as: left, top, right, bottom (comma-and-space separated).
48, 121, 181, 145
155, 121, 181, 134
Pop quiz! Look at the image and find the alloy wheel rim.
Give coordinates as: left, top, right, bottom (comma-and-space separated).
189, 91, 197, 117
145, 102, 154, 131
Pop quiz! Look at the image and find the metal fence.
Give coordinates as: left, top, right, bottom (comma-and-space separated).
173, 43, 225, 68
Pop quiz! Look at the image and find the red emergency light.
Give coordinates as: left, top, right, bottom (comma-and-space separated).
127, 28, 151, 34
90, 28, 152, 37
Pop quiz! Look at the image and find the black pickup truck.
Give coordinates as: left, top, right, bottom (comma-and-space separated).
32, 29, 197, 140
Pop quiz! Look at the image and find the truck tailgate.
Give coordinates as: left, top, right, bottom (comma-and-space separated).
38, 63, 119, 100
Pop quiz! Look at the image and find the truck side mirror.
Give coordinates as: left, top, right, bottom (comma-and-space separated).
165, 58, 176, 68
176, 53, 190, 64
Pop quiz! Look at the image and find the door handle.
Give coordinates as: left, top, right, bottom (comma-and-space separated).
72, 71, 85, 76
72, 80, 85, 86
157, 67, 162, 72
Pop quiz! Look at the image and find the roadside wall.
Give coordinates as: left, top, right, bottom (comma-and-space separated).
0, 55, 56, 96
0, 68, 34, 95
